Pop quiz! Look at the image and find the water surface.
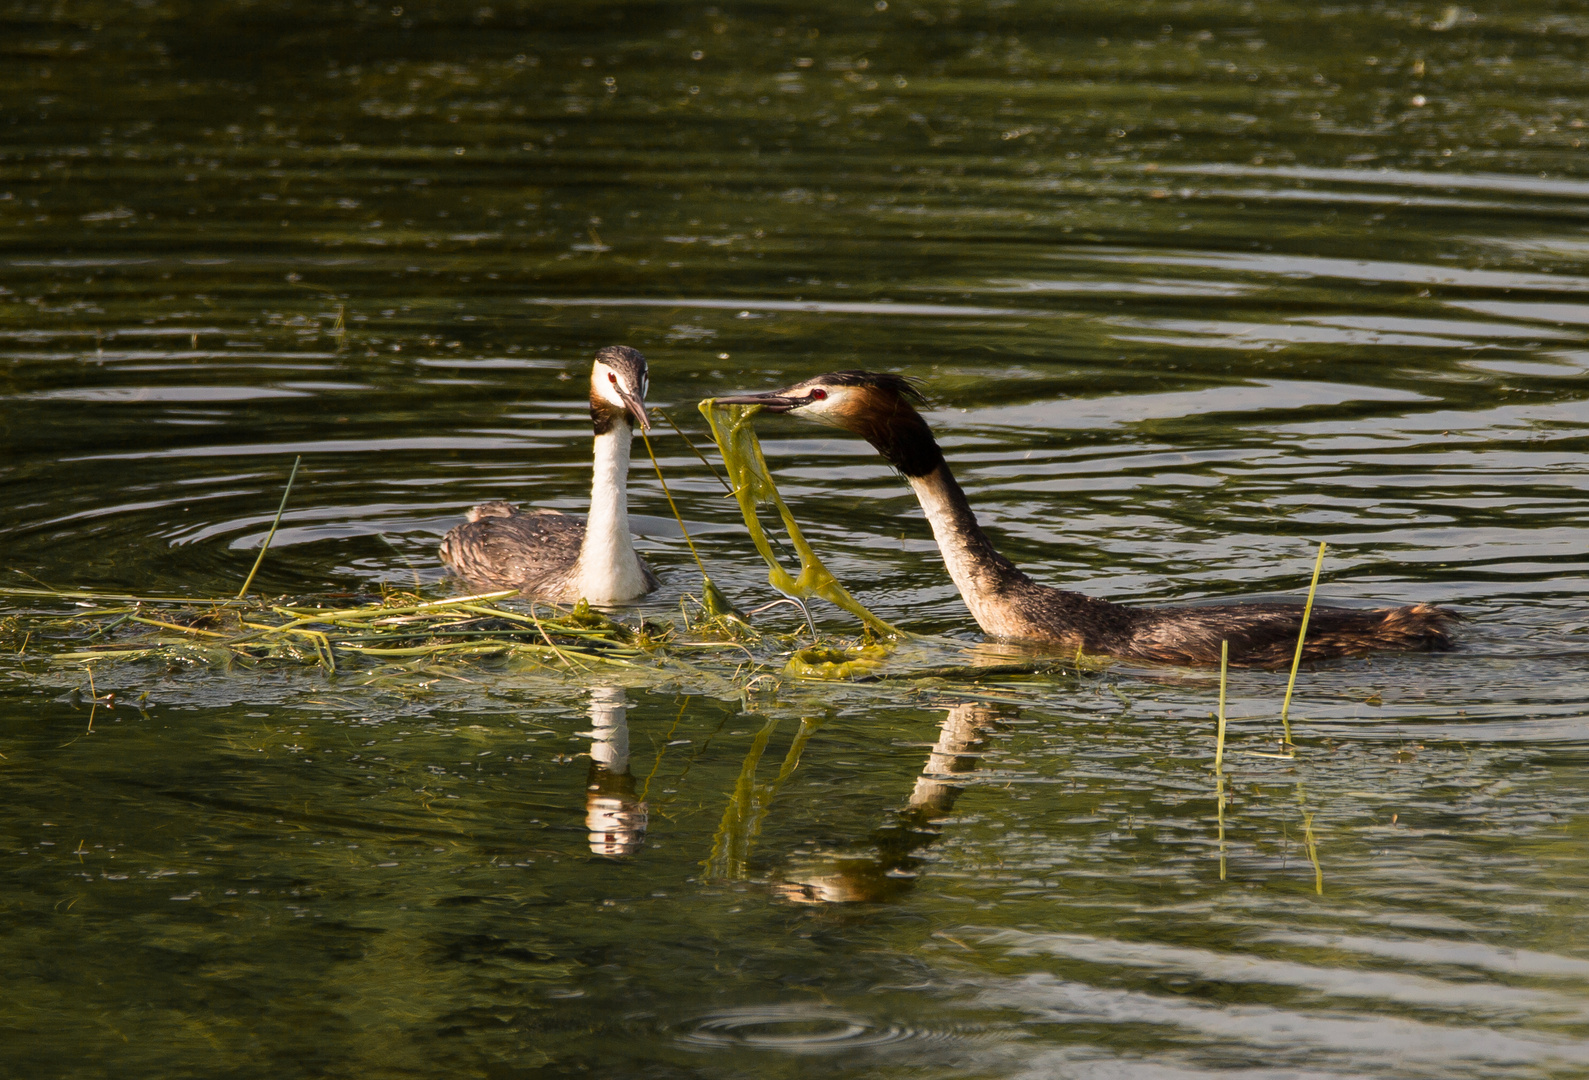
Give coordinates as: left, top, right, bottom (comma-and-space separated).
3, 2, 1589, 1077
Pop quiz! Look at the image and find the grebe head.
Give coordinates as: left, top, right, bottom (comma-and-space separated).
589, 345, 650, 433
716, 370, 916, 424
715, 370, 943, 477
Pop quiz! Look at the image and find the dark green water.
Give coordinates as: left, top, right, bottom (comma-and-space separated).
5, 1, 1589, 1076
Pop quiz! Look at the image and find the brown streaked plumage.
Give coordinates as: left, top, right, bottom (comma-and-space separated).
714, 371, 1457, 667
439, 346, 659, 604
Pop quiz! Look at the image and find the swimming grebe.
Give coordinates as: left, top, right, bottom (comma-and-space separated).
715, 371, 1455, 666
438, 346, 659, 604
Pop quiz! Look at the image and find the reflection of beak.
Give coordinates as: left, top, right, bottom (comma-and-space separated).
618, 388, 650, 431
712, 389, 803, 413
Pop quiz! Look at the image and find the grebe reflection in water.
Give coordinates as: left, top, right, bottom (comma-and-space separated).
584, 686, 647, 858
775, 702, 996, 905
439, 346, 659, 604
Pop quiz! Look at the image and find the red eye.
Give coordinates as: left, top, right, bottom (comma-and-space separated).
810, 388, 828, 401
608, 372, 618, 384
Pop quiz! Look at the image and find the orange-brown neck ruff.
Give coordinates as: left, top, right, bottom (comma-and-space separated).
837, 385, 944, 478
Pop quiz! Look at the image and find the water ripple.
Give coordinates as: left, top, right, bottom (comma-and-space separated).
676, 1004, 936, 1053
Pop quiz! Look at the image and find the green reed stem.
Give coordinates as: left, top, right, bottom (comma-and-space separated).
1215, 638, 1229, 773
639, 699, 691, 803
129, 614, 229, 638
237, 456, 301, 600
1279, 541, 1327, 745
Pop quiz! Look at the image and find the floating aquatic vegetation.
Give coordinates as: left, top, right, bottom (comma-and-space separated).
698, 399, 903, 640
2, 426, 1333, 708
784, 644, 892, 680
0, 428, 897, 687
3, 587, 662, 675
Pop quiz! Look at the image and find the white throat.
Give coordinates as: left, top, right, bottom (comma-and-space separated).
906, 468, 1030, 637
572, 422, 648, 603
909, 473, 991, 619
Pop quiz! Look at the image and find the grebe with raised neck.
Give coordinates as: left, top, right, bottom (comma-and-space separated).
439, 345, 659, 604
715, 371, 1455, 667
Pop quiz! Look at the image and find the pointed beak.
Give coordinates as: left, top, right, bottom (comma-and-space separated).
711, 390, 803, 413
618, 388, 650, 432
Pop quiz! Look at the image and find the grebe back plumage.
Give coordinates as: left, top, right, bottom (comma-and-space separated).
439, 346, 659, 604
715, 371, 1455, 667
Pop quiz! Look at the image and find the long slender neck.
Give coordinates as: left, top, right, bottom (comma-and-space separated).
573, 422, 647, 602
846, 396, 1034, 634
905, 462, 1034, 637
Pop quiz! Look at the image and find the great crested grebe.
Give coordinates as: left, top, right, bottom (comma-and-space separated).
439, 345, 659, 604
715, 371, 1455, 666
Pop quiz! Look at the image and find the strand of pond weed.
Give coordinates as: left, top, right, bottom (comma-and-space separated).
656, 405, 791, 564
652, 407, 733, 494
638, 428, 707, 575
237, 455, 301, 600
1279, 541, 1328, 745
527, 602, 590, 671
0, 586, 234, 605
698, 399, 902, 638
639, 425, 750, 622
4, 567, 63, 593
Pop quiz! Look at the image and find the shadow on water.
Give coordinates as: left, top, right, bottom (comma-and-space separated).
2, 0, 1589, 1076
